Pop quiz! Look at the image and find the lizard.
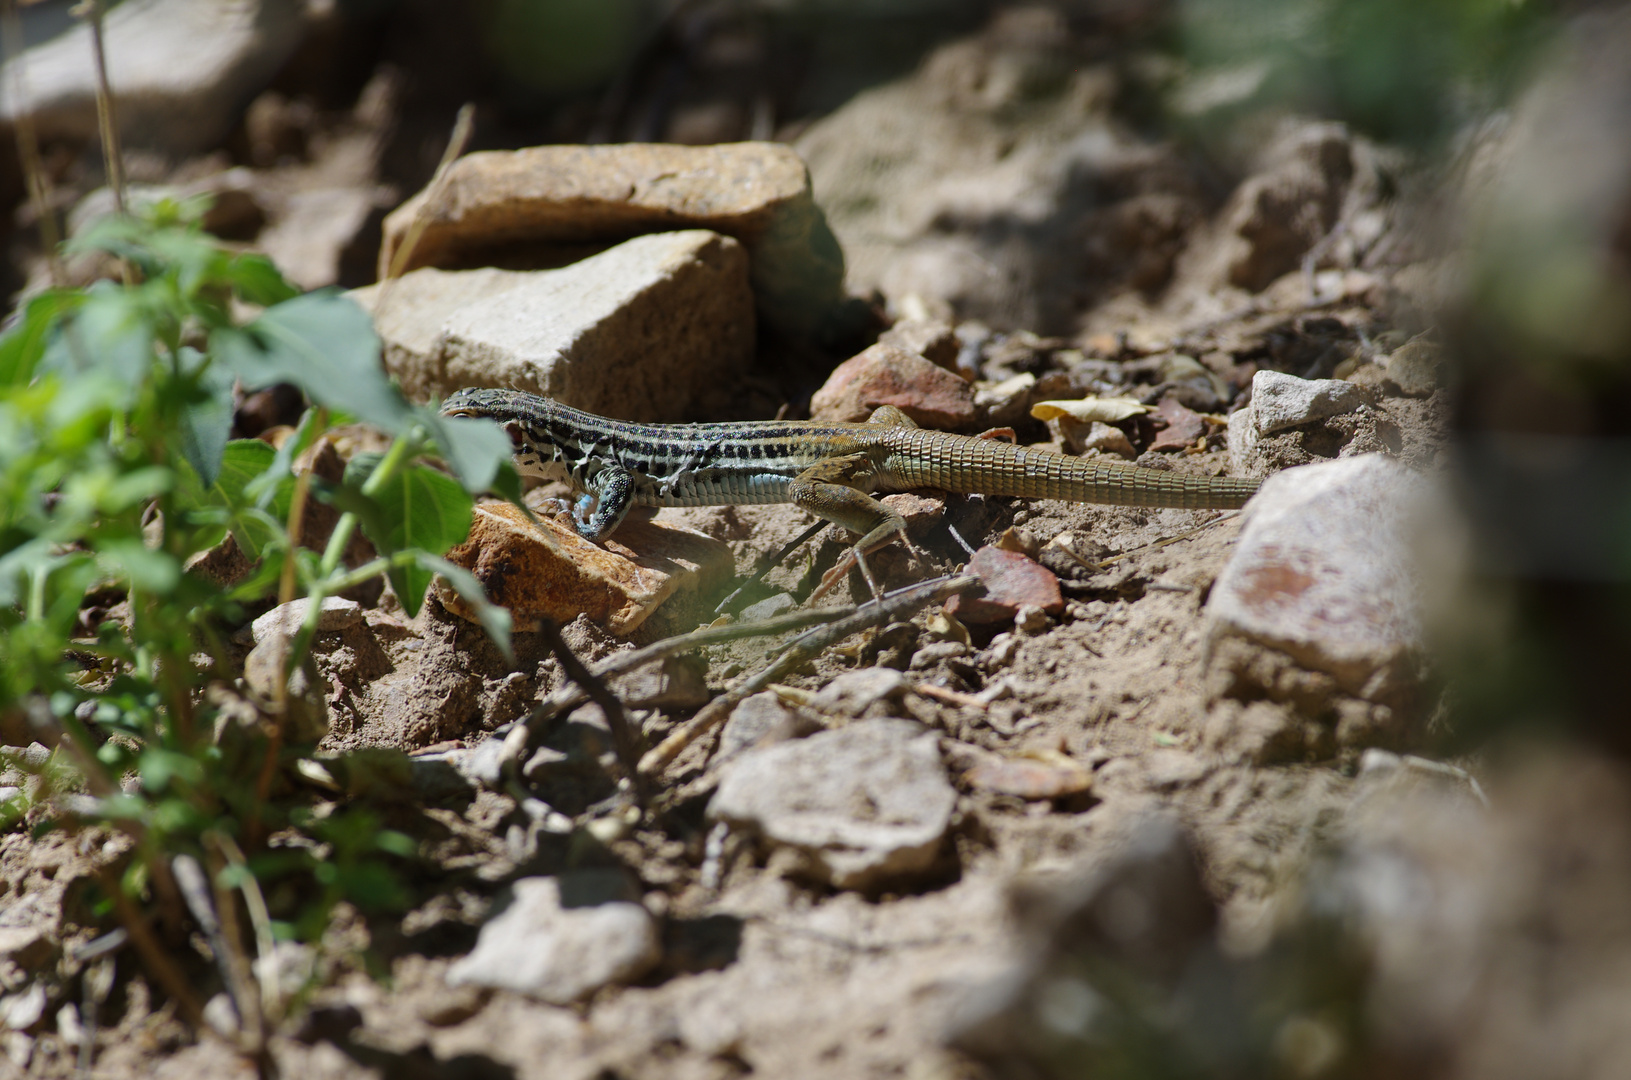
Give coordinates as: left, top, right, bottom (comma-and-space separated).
439, 387, 1261, 597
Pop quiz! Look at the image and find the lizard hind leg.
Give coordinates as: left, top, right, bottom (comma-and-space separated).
864, 405, 919, 429
787, 454, 910, 603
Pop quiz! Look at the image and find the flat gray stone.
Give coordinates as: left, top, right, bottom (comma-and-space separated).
710, 718, 955, 890
0, 0, 305, 155
1385, 337, 1447, 397
447, 871, 660, 1004
1248, 369, 1366, 435
349, 267, 532, 402
809, 668, 909, 719
1205, 455, 1425, 697
717, 691, 810, 763
381, 230, 754, 420
249, 597, 361, 646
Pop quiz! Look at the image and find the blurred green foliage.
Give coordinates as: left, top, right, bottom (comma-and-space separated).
0, 201, 513, 973
1177, 0, 1552, 146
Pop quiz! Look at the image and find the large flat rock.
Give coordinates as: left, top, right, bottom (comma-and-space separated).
377, 142, 848, 342
355, 230, 753, 418
709, 718, 956, 891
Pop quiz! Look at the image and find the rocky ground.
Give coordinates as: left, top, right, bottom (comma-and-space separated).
4, 3, 1631, 1079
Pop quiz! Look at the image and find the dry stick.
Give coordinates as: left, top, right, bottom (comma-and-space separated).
172, 855, 262, 1054
2, 0, 65, 287
96, 868, 209, 1034
713, 519, 827, 615
75, 0, 125, 214
373, 102, 474, 316
523, 604, 853, 738
535, 617, 646, 799
639, 573, 981, 777
208, 832, 280, 1024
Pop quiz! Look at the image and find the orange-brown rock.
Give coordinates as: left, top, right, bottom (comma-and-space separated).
437, 501, 734, 637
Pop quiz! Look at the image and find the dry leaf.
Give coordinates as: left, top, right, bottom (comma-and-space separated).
1030, 397, 1151, 424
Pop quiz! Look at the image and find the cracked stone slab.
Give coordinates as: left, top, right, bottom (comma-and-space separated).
709, 718, 956, 891
447, 871, 660, 1004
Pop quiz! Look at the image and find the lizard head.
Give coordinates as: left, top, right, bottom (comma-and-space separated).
438, 387, 569, 482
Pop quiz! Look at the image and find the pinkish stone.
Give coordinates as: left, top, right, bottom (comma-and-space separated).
1149, 396, 1206, 452
810, 343, 977, 429
946, 545, 1064, 625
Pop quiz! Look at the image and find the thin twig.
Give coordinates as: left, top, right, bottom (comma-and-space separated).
1087, 510, 1241, 570
2, 0, 65, 287
172, 855, 261, 1052
72, 1, 127, 247
376, 101, 474, 301
524, 604, 853, 737
207, 832, 280, 1024
536, 618, 646, 800
97, 868, 210, 1034
713, 519, 826, 615
639, 573, 980, 776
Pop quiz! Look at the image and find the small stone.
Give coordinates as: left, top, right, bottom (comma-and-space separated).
437, 500, 733, 636
1063, 420, 1136, 460
376, 142, 848, 342
2, 983, 46, 1031
1249, 370, 1366, 435
1148, 397, 1206, 453
429, 231, 754, 421
878, 318, 960, 369
1014, 605, 1050, 635
946, 546, 1064, 625
710, 718, 956, 891
910, 640, 972, 670
718, 692, 813, 762
447, 871, 660, 1005
809, 668, 909, 719
739, 593, 797, 622
249, 597, 362, 646
1205, 455, 1426, 703
1155, 354, 1228, 413
974, 373, 1038, 428
964, 750, 1092, 800
1217, 122, 1355, 293
810, 343, 978, 430
1385, 337, 1447, 396
879, 492, 947, 534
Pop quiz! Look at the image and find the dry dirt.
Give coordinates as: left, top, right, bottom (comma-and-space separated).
4, 5, 1631, 1080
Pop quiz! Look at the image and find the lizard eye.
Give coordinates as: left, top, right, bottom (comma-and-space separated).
503, 421, 527, 450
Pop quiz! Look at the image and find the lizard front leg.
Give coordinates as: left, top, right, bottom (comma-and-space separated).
570, 463, 636, 541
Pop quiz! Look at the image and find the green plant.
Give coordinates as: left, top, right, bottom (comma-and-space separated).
0, 199, 514, 1042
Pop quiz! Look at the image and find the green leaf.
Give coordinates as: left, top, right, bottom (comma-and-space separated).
0, 289, 80, 388
412, 551, 512, 662
421, 409, 514, 494
361, 465, 473, 614
214, 439, 278, 506
224, 253, 299, 307
99, 541, 181, 594
375, 465, 473, 555
42, 283, 153, 391
212, 292, 413, 435
176, 350, 235, 487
